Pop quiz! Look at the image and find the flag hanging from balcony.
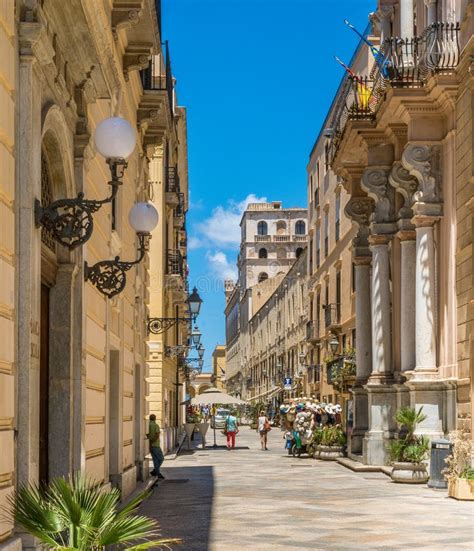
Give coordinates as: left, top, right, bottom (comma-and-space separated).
343, 19, 393, 79
334, 56, 373, 111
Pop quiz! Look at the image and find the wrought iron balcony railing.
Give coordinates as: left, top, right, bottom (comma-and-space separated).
165, 166, 180, 193
306, 320, 320, 341
324, 303, 341, 329
328, 22, 460, 164
174, 193, 186, 218
167, 249, 184, 276
140, 41, 173, 113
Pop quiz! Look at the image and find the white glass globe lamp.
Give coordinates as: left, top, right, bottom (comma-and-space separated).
128, 202, 159, 234
94, 117, 136, 159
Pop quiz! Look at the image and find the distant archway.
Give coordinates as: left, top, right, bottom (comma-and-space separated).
258, 272, 269, 283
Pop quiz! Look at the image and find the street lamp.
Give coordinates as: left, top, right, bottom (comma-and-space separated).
329, 336, 339, 356
147, 286, 203, 334
36, 117, 136, 249
186, 286, 203, 319
191, 326, 202, 346
84, 202, 158, 298
197, 345, 205, 359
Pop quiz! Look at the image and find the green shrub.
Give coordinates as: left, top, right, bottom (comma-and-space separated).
388, 406, 429, 464
320, 425, 346, 447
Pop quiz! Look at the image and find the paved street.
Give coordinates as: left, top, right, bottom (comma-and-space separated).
141, 428, 474, 551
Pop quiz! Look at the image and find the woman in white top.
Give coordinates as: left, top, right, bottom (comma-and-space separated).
257, 410, 270, 451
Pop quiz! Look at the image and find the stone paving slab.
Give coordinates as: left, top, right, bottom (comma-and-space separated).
140, 428, 474, 550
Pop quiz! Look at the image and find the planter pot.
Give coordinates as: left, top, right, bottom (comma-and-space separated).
183, 423, 195, 450
312, 444, 321, 459
319, 445, 345, 461
196, 422, 209, 448
390, 462, 429, 484
448, 478, 474, 501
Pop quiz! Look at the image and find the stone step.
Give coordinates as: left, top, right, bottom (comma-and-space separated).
337, 456, 384, 473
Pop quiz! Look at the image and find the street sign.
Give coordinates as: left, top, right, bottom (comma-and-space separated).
284, 377, 292, 390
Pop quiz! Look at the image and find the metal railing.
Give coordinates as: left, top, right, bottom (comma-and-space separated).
324, 303, 341, 328
165, 166, 180, 193
167, 249, 184, 276
306, 320, 320, 341
328, 22, 460, 165
140, 41, 173, 113
174, 193, 185, 218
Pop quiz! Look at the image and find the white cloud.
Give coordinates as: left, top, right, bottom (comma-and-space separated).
194, 193, 267, 249
187, 236, 204, 250
206, 251, 238, 281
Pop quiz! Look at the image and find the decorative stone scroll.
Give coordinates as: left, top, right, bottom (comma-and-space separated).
361, 166, 396, 224
345, 196, 375, 251
402, 144, 441, 204
388, 161, 419, 219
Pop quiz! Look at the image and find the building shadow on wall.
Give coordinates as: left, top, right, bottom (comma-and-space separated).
141, 466, 214, 551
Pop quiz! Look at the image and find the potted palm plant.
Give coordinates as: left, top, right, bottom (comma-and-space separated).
318, 425, 346, 460
7, 473, 179, 549
443, 429, 474, 501
388, 406, 430, 484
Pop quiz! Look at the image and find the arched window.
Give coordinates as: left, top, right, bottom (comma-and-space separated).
296, 247, 303, 258
258, 248, 267, 259
276, 220, 287, 235
258, 272, 269, 283
257, 221, 268, 235
295, 220, 306, 235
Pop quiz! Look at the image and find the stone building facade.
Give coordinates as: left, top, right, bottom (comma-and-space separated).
0, 1, 188, 548
243, 251, 308, 405
147, 98, 190, 454
238, 201, 307, 290
327, 0, 473, 465
212, 345, 226, 391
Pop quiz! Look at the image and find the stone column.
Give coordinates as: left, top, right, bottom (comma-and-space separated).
368, 235, 393, 381
424, 0, 438, 26
414, 217, 438, 374
400, 0, 415, 39
354, 259, 372, 383
344, 193, 374, 457
399, 231, 416, 372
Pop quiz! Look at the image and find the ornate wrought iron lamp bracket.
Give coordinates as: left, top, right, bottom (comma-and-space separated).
35, 158, 127, 250
147, 316, 192, 335
84, 232, 149, 299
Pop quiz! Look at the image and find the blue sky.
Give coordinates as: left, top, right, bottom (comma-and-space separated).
164, 0, 375, 372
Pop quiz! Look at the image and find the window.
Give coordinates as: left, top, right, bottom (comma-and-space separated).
324, 213, 329, 257
258, 272, 269, 283
335, 192, 341, 242
352, 262, 356, 292
258, 248, 267, 259
314, 186, 319, 208
295, 220, 306, 235
257, 221, 268, 235
309, 237, 313, 272
295, 247, 303, 259
316, 226, 320, 268
336, 271, 341, 322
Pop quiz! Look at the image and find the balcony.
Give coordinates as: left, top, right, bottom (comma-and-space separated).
324, 303, 341, 331
254, 235, 271, 242
165, 166, 180, 206
166, 249, 184, 276
173, 193, 185, 228
138, 41, 174, 146
293, 235, 308, 242
328, 22, 460, 164
306, 320, 320, 342
273, 234, 290, 242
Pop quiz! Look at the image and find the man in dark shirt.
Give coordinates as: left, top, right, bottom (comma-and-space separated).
147, 414, 165, 479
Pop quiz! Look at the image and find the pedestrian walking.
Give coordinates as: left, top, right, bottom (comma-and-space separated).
258, 410, 271, 451
147, 414, 165, 479
225, 412, 238, 449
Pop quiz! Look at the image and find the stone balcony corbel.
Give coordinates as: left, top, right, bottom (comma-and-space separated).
111, 0, 144, 41
123, 43, 153, 81
388, 160, 419, 221
19, 19, 55, 65
361, 165, 397, 235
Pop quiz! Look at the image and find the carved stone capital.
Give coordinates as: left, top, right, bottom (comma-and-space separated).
19, 21, 55, 65
389, 161, 419, 219
402, 144, 441, 204
345, 196, 374, 251
361, 166, 395, 224
137, 108, 161, 127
